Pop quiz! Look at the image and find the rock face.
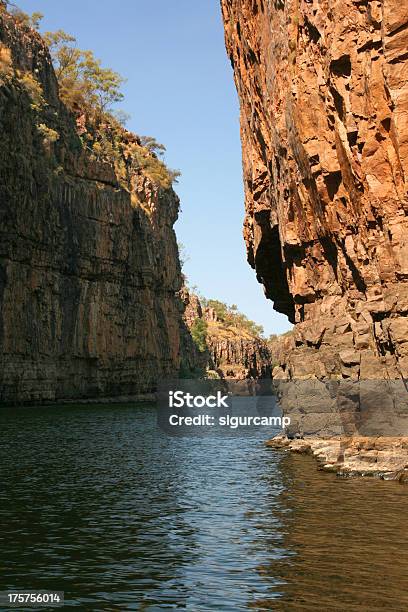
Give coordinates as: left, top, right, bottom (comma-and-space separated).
181, 289, 272, 378
178, 288, 208, 377
207, 333, 271, 379
0, 13, 184, 402
221, 0, 408, 435
221, 0, 408, 383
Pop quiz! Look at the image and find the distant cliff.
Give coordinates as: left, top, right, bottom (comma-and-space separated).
181, 289, 271, 379
222, 0, 408, 381
0, 11, 185, 402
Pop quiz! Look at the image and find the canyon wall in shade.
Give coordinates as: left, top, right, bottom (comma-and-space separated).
0, 12, 184, 402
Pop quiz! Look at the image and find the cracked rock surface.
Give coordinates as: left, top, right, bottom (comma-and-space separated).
222, 1, 408, 468
222, 0, 408, 381
0, 13, 185, 402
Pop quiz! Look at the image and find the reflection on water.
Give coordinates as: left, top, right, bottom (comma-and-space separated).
0, 404, 407, 610
256, 454, 408, 611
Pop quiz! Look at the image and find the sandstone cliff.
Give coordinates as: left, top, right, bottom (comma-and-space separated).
0, 12, 184, 402
206, 320, 272, 379
178, 289, 208, 377
181, 288, 272, 378
221, 0, 408, 382
222, 0, 408, 476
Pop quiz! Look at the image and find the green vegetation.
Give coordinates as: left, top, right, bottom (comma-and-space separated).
19, 71, 45, 111
135, 151, 181, 189
43, 29, 124, 116
11, 8, 43, 29
1, 4, 180, 191
0, 43, 12, 79
0, 2, 43, 29
37, 123, 59, 149
202, 298, 264, 338
139, 136, 166, 157
42, 27, 180, 189
190, 318, 208, 353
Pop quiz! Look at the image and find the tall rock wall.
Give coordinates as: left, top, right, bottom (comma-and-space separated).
181, 288, 272, 379
207, 335, 272, 378
221, 0, 408, 381
0, 13, 184, 402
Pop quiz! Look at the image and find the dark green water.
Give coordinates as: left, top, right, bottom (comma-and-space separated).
0, 404, 407, 611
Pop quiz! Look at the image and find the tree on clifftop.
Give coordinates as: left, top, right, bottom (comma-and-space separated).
43, 29, 124, 115
0, 2, 43, 29
1, 6, 124, 117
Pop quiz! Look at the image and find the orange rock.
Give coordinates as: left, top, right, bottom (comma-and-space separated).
221, 0, 408, 384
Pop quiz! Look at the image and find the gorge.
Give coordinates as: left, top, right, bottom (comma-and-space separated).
1, 1, 408, 475
0, 6, 273, 403
1, 3, 408, 609
181, 288, 272, 379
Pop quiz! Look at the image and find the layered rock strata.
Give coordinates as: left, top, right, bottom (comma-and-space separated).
0, 13, 184, 402
207, 333, 271, 378
178, 289, 209, 377
222, 0, 408, 473
181, 289, 272, 378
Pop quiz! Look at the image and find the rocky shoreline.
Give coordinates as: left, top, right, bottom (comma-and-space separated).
267, 435, 408, 483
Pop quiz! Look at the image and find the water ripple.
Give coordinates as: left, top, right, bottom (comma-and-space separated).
0, 404, 407, 610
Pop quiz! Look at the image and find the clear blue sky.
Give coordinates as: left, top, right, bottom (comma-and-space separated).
18, 0, 292, 336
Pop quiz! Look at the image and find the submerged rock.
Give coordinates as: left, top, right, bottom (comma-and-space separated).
267, 435, 408, 482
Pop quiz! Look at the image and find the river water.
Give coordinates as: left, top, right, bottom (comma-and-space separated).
0, 404, 407, 611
